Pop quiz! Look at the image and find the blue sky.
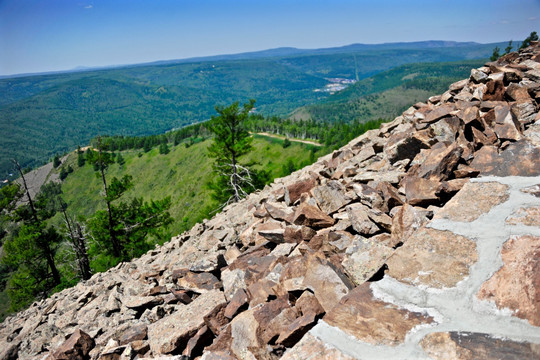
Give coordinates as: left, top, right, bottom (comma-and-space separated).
0, 0, 539, 75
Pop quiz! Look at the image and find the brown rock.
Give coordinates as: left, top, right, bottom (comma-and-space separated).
257, 220, 286, 243
247, 278, 279, 306
493, 105, 522, 141
522, 183, 540, 198
346, 203, 380, 235
477, 235, 540, 326
366, 207, 392, 231
387, 228, 477, 288
281, 333, 355, 360
352, 183, 385, 210
472, 126, 492, 147
433, 181, 509, 222
506, 206, 540, 226
294, 291, 325, 317
403, 177, 440, 206
458, 106, 480, 125
384, 128, 431, 163
287, 177, 318, 205
177, 271, 222, 292
224, 288, 249, 319
283, 224, 316, 243
431, 117, 460, 143
449, 78, 469, 92
293, 203, 334, 228
223, 246, 241, 265
325, 284, 433, 346
146, 285, 168, 296
254, 296, 297, 345
311, 180, 351, 214
411, 142, 463, 181
276, 312, 318, 347
97, 341, 125, 360
122, 296, 163, 311
506, 83, 531, 101
52, 329, 95, 360
118, 324, 147, 345
439, 178, 469, 195
342, 237, 393, 285
512, 100, 538, 125
182, 325, 212, 359
471, 140, 540, 176
391, 204, 430, 247
172, 290, 192, 304
376, 182, 404, 211
147, 289, 226, 354
453, 164, 480, 178
203, 302, 228, 335
483, 80, 505, 101
421, 331, 540, 360
302, 255, 354, 312
0, 342, 19, 360
264, 201, 295, 223
130, 340, 150, 355
422, 104, 456, 124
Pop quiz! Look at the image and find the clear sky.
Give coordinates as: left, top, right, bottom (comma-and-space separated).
1, 0, 539, 76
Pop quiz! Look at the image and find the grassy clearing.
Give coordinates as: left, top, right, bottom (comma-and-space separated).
56, 136, 323, 238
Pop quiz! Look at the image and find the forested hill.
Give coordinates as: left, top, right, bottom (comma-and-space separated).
0, 41, 503, 177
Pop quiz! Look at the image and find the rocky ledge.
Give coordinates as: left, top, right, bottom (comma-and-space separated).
2, 43, 540, 360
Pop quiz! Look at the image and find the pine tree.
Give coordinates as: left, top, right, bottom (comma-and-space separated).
207, 99, 256, 205
116, 153, 125, 166
490, 46, 500, 61
53, 154, 61, 168
504, 40, 513, 54
1, 161, 63, 309
520, 31, 538, 49
159, 143, 170, 155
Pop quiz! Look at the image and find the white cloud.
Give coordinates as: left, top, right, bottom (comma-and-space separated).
84, 5, 93, 9
529, 17, 538, 21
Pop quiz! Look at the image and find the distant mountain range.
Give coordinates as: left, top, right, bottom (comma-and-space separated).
1, 40, 494, 79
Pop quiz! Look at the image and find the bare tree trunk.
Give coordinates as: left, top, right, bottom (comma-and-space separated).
12, 159, 38, 223
75, 222, 92, 280
97, 139, 122, 258
63, 210, 92, 280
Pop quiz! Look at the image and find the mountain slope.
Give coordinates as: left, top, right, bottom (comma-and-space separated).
290, 59, 486, 122
1, 43, 539, 359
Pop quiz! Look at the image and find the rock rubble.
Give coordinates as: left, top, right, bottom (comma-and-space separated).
2, 42, 540, 360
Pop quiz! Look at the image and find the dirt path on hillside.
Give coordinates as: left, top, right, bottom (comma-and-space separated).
255, 132, 322, 147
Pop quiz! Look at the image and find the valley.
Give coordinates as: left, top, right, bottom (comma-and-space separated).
0, 41, 502, 178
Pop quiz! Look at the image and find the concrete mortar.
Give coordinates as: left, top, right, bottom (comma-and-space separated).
308, 175, 540, 359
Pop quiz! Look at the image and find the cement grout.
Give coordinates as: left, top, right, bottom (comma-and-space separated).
309, 175, 540, 359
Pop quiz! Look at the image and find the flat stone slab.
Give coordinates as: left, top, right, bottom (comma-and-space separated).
420, 331, 540, 360
387, 227, 477, 288
433, 181, 509, 222
148, 290, 226, 354
281, 333, 355, 360
470, 140, 540, 177
506, 206, 540, 226
324, 283, 433, 346
477, 235, 540, 327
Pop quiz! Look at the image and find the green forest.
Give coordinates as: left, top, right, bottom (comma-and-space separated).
0, 41, 501, 177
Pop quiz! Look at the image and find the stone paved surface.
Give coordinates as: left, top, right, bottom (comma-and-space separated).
305, 175, 540, 359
